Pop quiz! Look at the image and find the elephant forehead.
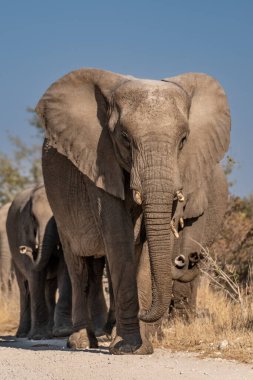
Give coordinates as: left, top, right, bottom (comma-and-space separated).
115, 80, 189, 124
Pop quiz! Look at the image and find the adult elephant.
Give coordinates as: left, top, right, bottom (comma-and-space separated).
36, 68, 230, 354
0, 202, 16, 295
6, 184, 73, 339
169, 161, 229, 317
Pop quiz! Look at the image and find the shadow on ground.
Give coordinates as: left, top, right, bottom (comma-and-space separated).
0, 335, 111, 354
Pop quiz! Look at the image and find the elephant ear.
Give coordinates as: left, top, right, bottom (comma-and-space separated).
36, 68, 131, 200
162, 73, 231, 218
18, 189, 36, 246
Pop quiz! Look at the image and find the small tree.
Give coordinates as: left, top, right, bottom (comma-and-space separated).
0, 109, 43, 207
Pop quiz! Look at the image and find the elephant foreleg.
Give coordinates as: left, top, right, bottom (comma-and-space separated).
84, 181, 146, 354
95, 193, 145, 354
14, 265, 31, 337
103, 258, 116, 336
28, 270, 51, 339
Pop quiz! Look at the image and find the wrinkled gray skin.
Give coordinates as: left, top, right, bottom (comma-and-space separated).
37, 68, 230, 354
0, 202, 16, 295
6, 185, 73, 339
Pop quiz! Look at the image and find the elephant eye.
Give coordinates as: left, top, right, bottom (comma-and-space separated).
121, 131, 129, 140
121, 130, 130, 147
179, 136, 187, 151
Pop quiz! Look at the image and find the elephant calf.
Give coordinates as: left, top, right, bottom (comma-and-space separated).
6, 184, 73, 339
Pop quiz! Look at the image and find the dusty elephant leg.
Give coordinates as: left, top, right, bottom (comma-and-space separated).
53, 256, 73, 337
14, 266, 31, 337
170, 274, 201, 320
92, 192, 148, 355
87, 256, 108, 337
83, 182, 146, 354
45, 277, 57, 331
103, 259, 116, 337
28, 270, 52, 339
170, 280, 194, 318
63, 251, 98, 349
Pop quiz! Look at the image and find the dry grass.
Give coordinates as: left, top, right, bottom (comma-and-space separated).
0, 257, 252, 364
0, 286, 19, 335
156, 276, 253, 364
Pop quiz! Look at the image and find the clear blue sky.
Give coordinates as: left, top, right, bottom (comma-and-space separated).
1, 0, 252, 197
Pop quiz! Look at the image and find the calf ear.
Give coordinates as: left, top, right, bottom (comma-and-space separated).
163, 73, 231, 218
19, 196, 35, 248
36, 69, 130, 200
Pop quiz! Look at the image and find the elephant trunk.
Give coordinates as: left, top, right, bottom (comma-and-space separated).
139, 185, 174, 323
20, 217, 58, 271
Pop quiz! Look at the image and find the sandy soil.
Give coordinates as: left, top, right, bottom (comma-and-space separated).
0, 336, 252, 380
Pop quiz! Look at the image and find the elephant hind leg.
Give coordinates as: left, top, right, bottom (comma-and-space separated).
45, 277, 57, 330
28, 270, 52, 339
87, 256, 108, 337
61, 243, 98, 349
53, 255, 73, 337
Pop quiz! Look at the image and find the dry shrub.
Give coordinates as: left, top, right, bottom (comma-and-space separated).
212, 196, 253, 283
0, 285, 19, 335
157, 274, 253, 364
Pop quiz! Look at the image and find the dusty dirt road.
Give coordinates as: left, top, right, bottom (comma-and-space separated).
0, 336, 252, 380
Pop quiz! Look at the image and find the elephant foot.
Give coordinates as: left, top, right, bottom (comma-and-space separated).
16, 324, 31, 338
109, 333, 153, 355
67, 328, 98, 349
28, 326, 53, 340
16, 330, 29, 338
53, 325, 73, 338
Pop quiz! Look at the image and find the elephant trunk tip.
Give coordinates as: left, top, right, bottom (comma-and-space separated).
19, 245, 34, 260
138, 305, 166, 323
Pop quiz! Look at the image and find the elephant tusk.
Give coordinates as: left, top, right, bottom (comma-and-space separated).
170, 220, 179, 239
179, 217, 184, 229
174, 255, 186, 268
133, 190, 142, 205
176, 190, 185, 202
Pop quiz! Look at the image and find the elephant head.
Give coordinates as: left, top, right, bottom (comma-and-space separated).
36, 69, 230, 322
19, 185, 59, 271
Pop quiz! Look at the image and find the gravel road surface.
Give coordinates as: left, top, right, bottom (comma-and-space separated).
0, 336, 252, 380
